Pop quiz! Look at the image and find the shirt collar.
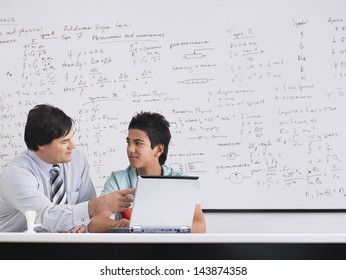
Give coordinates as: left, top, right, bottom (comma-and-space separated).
27, 149, 55, 175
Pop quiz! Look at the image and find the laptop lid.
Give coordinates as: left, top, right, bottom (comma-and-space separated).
128, 175, 200, 233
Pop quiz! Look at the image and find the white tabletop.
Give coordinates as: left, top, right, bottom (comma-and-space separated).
1, 232, 346, 243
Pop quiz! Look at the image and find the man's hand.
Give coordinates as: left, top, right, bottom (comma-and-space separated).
88, 189, 135, 218
68, 226, 86, 233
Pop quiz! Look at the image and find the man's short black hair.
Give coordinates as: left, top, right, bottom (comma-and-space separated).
24, 104, 74, 151
129, 111, 171, 165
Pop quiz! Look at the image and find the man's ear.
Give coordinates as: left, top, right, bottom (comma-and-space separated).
155, 144, 164, 156
37, 145, 45, 151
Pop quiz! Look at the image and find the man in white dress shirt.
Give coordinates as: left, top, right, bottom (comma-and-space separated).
0, 104, 134, 232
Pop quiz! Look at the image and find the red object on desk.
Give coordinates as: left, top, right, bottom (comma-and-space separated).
121, 207, 132, 220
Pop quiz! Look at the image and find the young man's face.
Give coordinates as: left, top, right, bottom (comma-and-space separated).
126, 128, 161, 170
37, 129, 76, 164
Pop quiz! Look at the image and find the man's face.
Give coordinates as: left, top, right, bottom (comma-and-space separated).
126, 128, 160, 170
37, 129, 76, 164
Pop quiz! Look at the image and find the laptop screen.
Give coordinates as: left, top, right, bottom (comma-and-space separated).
129, 175, 199, 232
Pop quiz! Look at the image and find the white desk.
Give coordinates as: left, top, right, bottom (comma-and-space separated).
1, 232, 346, 259
1, 232, 346, 243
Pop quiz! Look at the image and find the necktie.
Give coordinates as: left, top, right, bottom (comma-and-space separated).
50, 164, 67, 204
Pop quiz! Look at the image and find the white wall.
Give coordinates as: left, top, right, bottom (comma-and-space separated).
204, 212, 346, 233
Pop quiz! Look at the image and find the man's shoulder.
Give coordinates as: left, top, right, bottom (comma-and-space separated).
102, 166, 132, 194
162, 164, 184, 176
1, 150, 38, 181
110, 166, 132, 179
5, 150, 32, 169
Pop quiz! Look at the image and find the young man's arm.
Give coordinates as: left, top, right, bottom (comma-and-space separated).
87, 210, 130, 233
192, 204, 206, 233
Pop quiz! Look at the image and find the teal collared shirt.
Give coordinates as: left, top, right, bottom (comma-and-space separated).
101, 165, 183, 196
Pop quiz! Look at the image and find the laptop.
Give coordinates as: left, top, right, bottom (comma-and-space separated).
108, 175, 200, 233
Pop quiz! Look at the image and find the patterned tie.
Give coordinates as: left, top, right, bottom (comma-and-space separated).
50, 164, 67, 204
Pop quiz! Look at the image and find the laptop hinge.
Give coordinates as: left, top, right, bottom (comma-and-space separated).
131, 225, 143, 233
178, 226, 191, 233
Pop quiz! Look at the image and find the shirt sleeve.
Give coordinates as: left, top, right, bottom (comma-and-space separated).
101, 167, 133, 195
2, 152, 96, 232
101, 172, 120, 196
3, 168, 71, 232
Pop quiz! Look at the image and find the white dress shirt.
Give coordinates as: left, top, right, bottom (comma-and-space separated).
0, 149, 96, 232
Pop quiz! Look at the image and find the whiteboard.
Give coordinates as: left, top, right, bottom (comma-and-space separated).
1, 0, 346, 210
